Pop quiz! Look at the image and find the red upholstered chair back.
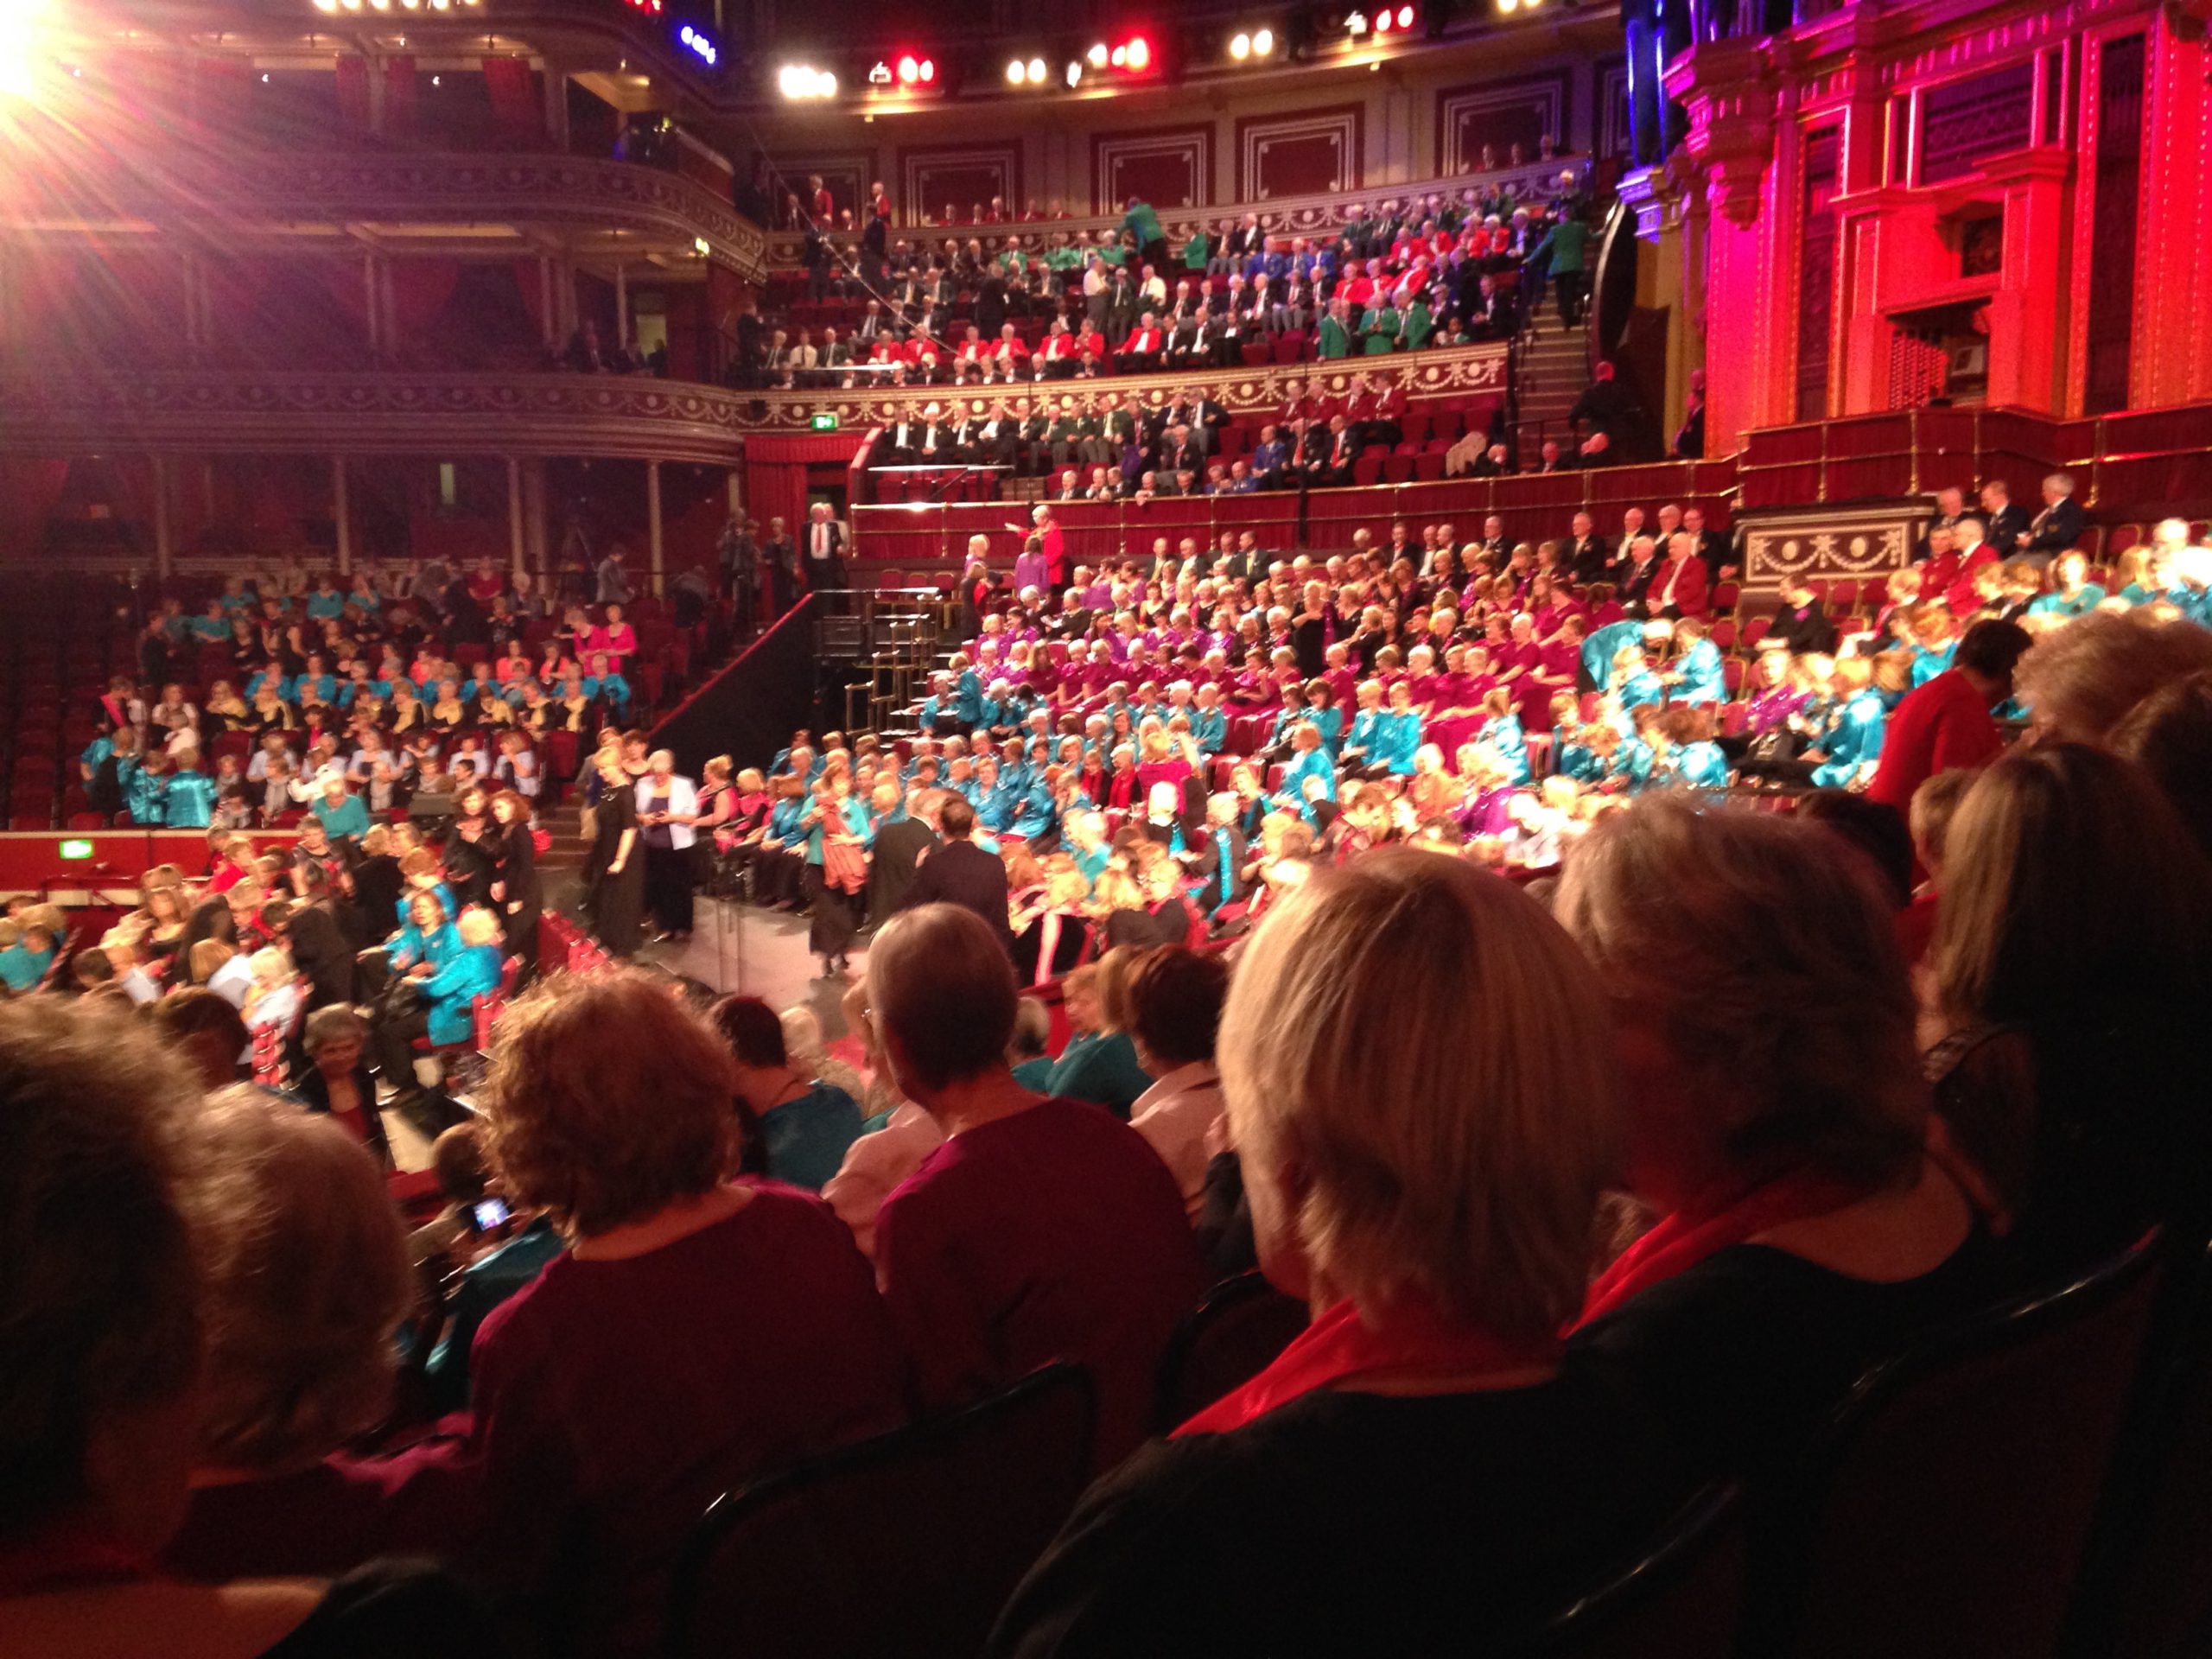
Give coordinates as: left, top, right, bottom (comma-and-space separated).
665, 1363, 1096, 1659
1780, 1231, 2164, 1659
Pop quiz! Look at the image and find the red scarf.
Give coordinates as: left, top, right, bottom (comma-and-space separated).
1573, 1167, 1872, 1330
1174, 1294, 1560, 1437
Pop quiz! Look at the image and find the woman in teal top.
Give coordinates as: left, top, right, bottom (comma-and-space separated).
421, 928, 505, 1047
1269, 726, 1338, 815
2029, 553, 2106, 620
122, 755, 165, 825
1668, 625, 1728, 705
311, 785, 372, 842
1046, 957, 1152, 1120
1476, 693, 1532, 785
1376, 698, 1425, 777
161, 757, 218, 828
1808, 661, 1887, 789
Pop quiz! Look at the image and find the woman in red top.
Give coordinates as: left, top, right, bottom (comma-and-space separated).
456, 971, 909, 1658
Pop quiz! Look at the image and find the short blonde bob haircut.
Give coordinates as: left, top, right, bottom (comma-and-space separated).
1219, 850, 1619, 1339
1556, 795, 1925, 1192
480, 969, 738, 1236
185, 1087, 412, 1470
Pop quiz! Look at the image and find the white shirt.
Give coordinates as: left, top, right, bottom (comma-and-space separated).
1128, 1062, 1225, 1222
823, 1103, 946, 1262
634, 773, 699, 850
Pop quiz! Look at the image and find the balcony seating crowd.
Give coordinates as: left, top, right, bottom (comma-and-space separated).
732, 165, 1592, 393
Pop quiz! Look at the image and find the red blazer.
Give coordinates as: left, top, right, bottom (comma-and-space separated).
1866, 668, 2003, 812
1944, 547, 1999, 617
1119, 327, 1162, 353
1650, 556, 1709, 619
1042, 333, 1077, 359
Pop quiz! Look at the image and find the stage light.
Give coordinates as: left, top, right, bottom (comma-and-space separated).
1026, 55, 1045, 81
677, 23, 718, 67
1005, 56, 1026, 83
1065, 59, 1081, 85
1254, 27, 1274, 53
779, 63, 837, 99
313, 0, 337, 10
868, 59, 892, 84
1087, 41, 1109, 66
919, 58, 935, 81
1109, 43, 1125, 65
1125, 35, 1149, 68
897, 54, 917, 82
1396, 3, 1414, 22
1230, 31, 1249, 58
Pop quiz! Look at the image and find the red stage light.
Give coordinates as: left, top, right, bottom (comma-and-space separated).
1124, 35, 1150, 69
1375, 7, 1393, 27
896, 54, 918, 82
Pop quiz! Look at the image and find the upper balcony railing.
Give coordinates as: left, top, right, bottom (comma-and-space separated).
0, 371, 757, 464
761, 157, 1585, 268
0, 340, 1512, 454
6, 150, 767, 282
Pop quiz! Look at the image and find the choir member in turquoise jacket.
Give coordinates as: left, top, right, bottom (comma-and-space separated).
1666, 620, 1728, 705
1376, 690, 1425, 778
1339, 683, 1391, 773
160, 753, 218, 828
2027, 552, 2106, 620
122, 754, 165, 825
1475, 690, 1532, 786
1659, 705, 1729, 790
954, 662, 985, 728
420, 912, 506, 1047
1269, 723, 1338, 816
1581, 619, 1646, 691
1808, 658, 1888, 788
1190, 694, 1228, 757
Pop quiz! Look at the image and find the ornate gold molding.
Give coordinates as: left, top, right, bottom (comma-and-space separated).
727, 343, 1511, 430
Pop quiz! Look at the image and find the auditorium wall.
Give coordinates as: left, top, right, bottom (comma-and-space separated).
742, 30, 1629, 223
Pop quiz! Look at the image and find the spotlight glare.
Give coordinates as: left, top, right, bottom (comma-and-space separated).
1087, 41, 1108, 66
897, 54, 917, 82
1375, 7, 1392, 29
314, 0, 337, 10
1065, 59, 1081, 85
1230, 31, 1250, 58
1006, 57, 1025, 83
1254, 27, 1274, 53
1109, 43, 1125, 65
1027, 55, 1045, 81
1125, 35, 1149, 68
1398, 3, 1414, 23
1345, 10, 1368, 33
919, 58, 935, 81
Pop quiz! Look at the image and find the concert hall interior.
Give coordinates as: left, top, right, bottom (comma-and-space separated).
3, 0, 2212, 1653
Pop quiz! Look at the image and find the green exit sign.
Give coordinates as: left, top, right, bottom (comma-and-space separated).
59, 839, 94, 860
810, 412, 840, 431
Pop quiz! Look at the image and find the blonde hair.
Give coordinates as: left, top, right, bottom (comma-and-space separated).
188, 938, 236, 983
457, 906, 503, 949
183, 1087, 411, 1470
1091, 944, 1147, 1032
1219, 851, 1618, 1338
1557, 796, 1925, 1190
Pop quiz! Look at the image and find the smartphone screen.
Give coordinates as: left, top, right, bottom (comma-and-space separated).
473, 1197, 511, 1231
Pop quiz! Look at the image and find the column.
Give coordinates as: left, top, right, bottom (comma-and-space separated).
524, 458, 549, 575
363, 253, 382, 355
365, 51, 386, 137
537, 257, 558, 349
152, 455, 174, 581
507, 457, 526, 575
333, 457, 353, 575
614, 262, 629, 350
726, 468, 742, 518
542, 61, 569, 152
645, 460, 664, 597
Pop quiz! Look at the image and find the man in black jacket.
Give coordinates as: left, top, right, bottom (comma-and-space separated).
1977, 480, 2031, 556
898, 795, 1013, 955
1565, 512, 1611, 585
869, 785, 940, 925
2017, 472, 2087, 567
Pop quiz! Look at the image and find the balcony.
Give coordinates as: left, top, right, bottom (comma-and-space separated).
6, 151, 766, 283
0, 371, 754, 465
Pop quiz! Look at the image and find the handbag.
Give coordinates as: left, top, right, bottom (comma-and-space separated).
822, 838, 869, 895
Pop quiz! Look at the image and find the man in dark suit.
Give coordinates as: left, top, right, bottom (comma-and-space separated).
1978, 480, 2031, 556
1565, 512, 1611, 585
869, 785, 940, 925
898, 795, 1013, 955
2018, 472, 2087, 566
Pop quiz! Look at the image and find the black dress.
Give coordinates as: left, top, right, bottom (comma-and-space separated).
496, 818, 543, 978
586, 783, 645, 957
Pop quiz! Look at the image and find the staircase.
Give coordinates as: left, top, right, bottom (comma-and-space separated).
537, 796, 586, 873
1515, 322, 1592, 461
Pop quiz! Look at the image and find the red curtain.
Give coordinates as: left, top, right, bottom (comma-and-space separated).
482, 57, 541, 145
388, 259, 461, 341
512, 259, 550, 345
743, 434, 855, 546
335, 56, 371, 136
383, 56, 416, 136
0, 460, 73, 562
